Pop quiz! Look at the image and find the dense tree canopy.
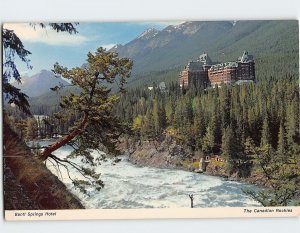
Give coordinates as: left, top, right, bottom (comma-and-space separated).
111, 74, 299, 205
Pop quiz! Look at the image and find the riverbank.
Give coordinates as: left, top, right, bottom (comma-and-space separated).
3, 119, 84, 210
117, 137, 268, 187
41, 146, 262, 208
12, 136, 262, 209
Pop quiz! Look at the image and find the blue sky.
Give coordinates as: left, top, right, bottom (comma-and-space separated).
4, 22, 183, 77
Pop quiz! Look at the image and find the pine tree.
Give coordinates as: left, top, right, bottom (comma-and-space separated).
40, 47, 132, 161
244, 136, 255, 155
132, 115, 143, 137
244, 140, 300, 206
277, 123, 286, 157
193, 107, 206, 150
141, 108, 155, 139
221, 126, 233, 159
202, 124, 215, 155
165, 100, 174, 125
285, 98, 299, 152
153, 98, 162, 134
260, 116, 272, 148
221, 126, 238, 172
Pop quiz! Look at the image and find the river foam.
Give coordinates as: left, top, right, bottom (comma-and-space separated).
33, 140, 261, 209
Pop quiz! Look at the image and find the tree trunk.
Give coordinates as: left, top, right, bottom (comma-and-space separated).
39, 113, 89, 161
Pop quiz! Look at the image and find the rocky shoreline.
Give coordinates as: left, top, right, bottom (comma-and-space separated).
117, 136, 268, 188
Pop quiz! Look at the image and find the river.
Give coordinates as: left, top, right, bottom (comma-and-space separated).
31, 140, 261, 209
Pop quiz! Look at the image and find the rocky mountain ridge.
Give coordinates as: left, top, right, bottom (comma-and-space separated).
16, 69, 69, 97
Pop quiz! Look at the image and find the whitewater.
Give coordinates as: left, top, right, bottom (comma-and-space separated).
33, 140, 261, 209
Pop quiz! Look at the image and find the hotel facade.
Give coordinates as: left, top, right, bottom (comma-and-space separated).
179, 51, 255, 88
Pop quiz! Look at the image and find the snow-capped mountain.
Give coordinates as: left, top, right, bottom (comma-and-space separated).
110, 20, 297, 77
137, 28, 159, 40
109, 21, 233, 73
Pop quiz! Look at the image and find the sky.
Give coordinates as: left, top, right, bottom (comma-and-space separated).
4, 22, 183, 77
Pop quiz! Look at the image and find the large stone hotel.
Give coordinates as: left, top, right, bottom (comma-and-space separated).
179, 51, 255, 89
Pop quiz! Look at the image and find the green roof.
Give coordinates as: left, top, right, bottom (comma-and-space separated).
186, 61, 204, 71
210, 62, 237, 71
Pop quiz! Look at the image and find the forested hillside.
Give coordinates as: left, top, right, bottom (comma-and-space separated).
9, 20, 297, 114
4, 20, 299, 207
114, 76, 299, 158
113, 70, 299, 206
112, 20, 298, 87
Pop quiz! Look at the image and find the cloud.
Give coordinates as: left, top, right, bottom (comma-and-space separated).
4, 23, 89, 46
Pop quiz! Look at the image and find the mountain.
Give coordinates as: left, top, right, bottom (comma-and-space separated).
28, 85, 79, 114
27, 20, 299, 114
15, 70, 69, 97
110, 20, 299, 86
110, 21, 233, 73
137, 28, 159, 40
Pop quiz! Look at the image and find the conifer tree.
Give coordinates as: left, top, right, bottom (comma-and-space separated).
132, 115, 143, 137
40, 47, 132, 160
277, 123, 286, 157
153, 98, 161, 134
244, 141, 300, 206
165, 100, 174, 125
202, 124, 215, 154
260, 116, 272, 148
285, 99, 299, 151
141, 108, 155, 139
36, 48, 133, 193
221, 125, 240, 173
193, 107, 206, 150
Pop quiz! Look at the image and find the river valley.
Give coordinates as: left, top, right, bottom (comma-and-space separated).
32, 140, 261, 209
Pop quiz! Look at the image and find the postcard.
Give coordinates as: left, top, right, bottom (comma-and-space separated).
2, 20, 300, 221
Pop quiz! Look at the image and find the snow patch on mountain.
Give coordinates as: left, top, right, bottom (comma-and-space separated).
138, 28, 159, 40
162, 21, 202, 35
111, 44, 123, 50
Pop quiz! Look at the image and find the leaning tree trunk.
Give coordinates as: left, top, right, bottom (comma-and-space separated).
39, 112, 89, 161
